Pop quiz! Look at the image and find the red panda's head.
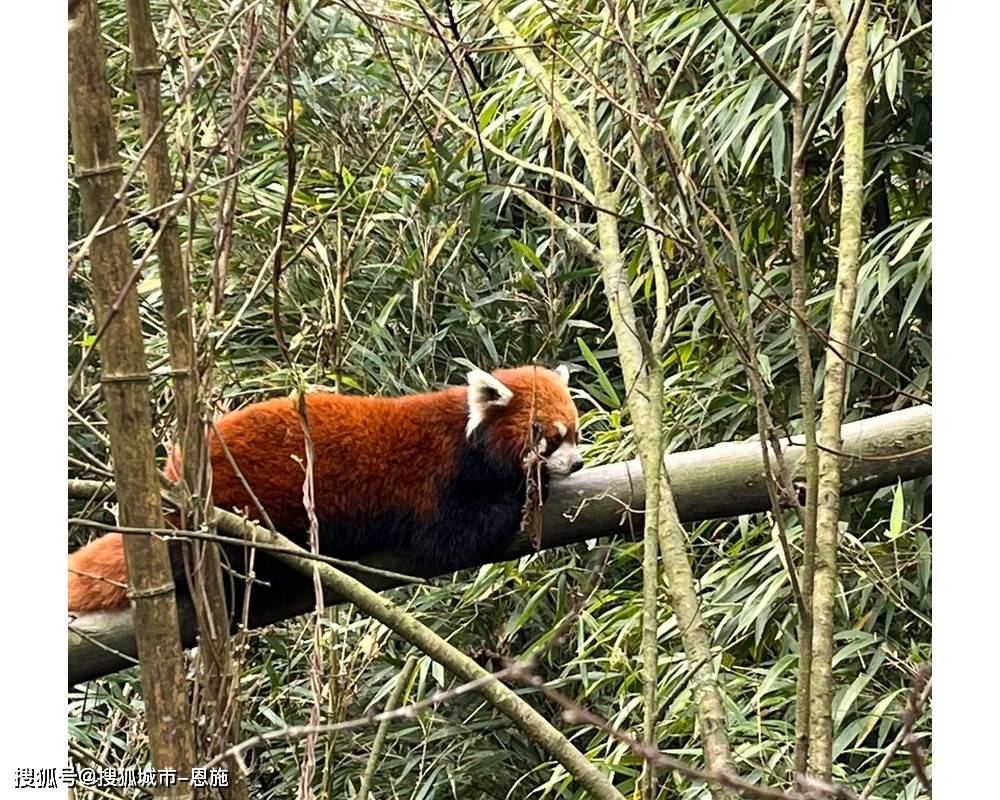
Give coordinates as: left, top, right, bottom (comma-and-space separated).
465, 365, 583, 477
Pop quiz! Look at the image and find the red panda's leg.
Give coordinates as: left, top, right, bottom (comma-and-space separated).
68, 533, 130, 612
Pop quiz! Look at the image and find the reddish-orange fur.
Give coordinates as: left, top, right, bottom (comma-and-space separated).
68, 367, 577, 613
67, 534, 129, 611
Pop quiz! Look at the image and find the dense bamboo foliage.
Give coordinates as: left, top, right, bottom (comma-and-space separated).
69, 1, 931, 798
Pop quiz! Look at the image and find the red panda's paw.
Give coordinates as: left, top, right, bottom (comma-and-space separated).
68, 533, 130, 612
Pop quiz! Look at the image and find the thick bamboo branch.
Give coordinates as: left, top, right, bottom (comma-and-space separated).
489, 7, 609, 198
624, 71, 667, 800
69, 406, 930, 681
68, 0, 195, 794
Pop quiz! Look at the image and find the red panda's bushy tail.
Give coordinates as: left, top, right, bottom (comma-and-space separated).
68, 534, 130, 612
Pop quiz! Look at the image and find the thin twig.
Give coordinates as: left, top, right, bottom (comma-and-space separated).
861, 667, 931, 797
797, 0, 868, 161
705, 0, 799, 103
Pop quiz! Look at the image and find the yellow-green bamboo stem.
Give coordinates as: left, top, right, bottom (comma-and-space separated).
807, 1, 870, 782
69, 1, 195, 795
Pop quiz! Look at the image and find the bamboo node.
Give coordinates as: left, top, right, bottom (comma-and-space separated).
74, 162, 122, 180
132, 64, 163, 77
101, 371, 151, 385
127, 582, 177, 600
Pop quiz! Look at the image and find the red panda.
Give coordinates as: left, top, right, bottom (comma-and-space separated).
68, 365, 582, 613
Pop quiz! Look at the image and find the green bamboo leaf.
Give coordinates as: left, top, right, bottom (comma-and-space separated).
886, 47, 901, 103
576, 337, 620, 409
890, 218, 932, 265
770, 108, 786, 180
508, 238, 545, 271
426, 221, 457, 267
898, 270, 930, 334
887, 480, 905, 539
834, 672, 872, 726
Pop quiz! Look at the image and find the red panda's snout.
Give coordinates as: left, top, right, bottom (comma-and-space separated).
541, 419, 584, 477
546, 441, 584, 476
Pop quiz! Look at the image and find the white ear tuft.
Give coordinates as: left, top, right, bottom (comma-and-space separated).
466, 369, 513, 437
555, 364, 570, 385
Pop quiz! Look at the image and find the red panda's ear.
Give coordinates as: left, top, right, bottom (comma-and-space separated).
466, 368, 513, 436
555, 364, 570, 385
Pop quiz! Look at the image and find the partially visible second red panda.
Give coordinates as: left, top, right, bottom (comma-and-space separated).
68, 365, 582, 614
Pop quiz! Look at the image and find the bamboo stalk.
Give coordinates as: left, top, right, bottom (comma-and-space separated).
68, 1, 195, 795
356, 655, 419, 800
639, 384, 664, 800
807, 1, 871, 782
122, 2, 243, 795
623, 34, 667, 800
790, 0, 821, 776
488, 8, 738, 794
